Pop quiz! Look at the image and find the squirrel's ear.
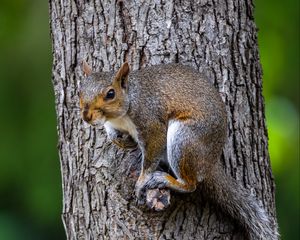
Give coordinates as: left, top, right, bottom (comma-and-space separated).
114, 62, 130, 89
82, 60, 92, 76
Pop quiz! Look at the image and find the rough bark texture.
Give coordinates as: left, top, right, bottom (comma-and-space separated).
49, 0, 277, 239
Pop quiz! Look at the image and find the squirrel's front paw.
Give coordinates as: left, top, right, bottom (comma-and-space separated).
112, 135, 138, 149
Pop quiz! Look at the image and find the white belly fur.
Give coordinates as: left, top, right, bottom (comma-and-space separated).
105, 115, 138, 141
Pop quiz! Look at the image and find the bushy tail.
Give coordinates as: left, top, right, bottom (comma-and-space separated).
203, 164, 279, 240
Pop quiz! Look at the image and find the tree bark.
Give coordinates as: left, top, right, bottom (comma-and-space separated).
49, 0, 278, 239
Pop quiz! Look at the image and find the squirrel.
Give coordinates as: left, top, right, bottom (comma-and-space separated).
79, 61, 279, 240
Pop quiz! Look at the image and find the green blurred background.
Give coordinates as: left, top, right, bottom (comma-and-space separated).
0, 0, 298, 239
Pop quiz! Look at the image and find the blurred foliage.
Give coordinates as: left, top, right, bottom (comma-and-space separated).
0, 0, 64, 239
0, 0, 298, 239
255, 0, 300, 239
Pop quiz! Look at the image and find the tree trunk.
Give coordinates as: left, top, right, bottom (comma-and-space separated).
49, 0, 278, 239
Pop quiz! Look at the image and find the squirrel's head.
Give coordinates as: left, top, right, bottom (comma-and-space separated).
79, 61, 130, 125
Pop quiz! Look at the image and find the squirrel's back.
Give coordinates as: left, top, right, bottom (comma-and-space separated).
128, 64, 226, 130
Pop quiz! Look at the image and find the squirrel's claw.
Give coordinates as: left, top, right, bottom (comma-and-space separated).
135, 181, 147, 202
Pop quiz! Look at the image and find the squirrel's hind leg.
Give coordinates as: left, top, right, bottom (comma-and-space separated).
143, 120, 203, 193
143, 171, 197, 193
166, 120, 202, 192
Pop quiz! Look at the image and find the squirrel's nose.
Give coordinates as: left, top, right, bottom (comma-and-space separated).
82, 111, 92, 123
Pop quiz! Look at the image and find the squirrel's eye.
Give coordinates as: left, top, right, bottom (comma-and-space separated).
105, 89, 115, 100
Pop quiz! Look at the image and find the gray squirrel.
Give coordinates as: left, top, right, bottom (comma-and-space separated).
79, 61, 279, 240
